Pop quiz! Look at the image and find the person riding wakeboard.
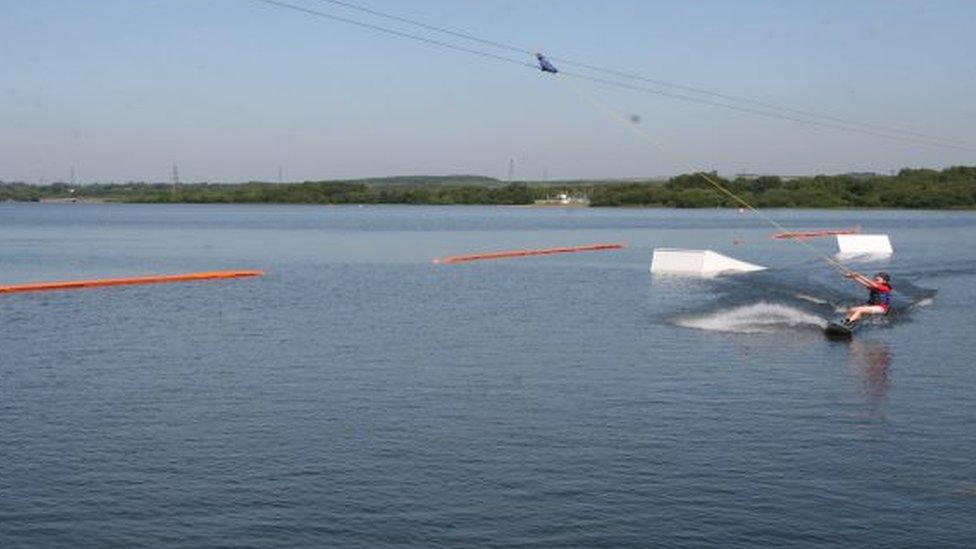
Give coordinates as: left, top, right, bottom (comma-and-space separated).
843, 270, 892, 326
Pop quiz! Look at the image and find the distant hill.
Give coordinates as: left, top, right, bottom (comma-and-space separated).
340, 175, 503, 187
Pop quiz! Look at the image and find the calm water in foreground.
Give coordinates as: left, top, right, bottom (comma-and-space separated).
2, 204, 975, 548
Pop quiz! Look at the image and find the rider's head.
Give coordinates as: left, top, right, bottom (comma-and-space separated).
874, 272, 890, 283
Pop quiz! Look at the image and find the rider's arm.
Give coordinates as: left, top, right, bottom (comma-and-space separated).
844, 271, 876, 289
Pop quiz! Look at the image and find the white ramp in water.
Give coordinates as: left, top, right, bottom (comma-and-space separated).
836, 234, 893, 256
650, 248, 766, 276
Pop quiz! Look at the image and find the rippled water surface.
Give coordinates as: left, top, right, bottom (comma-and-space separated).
2, 204, 975, 547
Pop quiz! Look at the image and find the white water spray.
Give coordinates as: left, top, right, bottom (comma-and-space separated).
676, 302, 828, 334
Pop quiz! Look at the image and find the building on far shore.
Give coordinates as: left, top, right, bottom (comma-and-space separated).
734, 173, 805, 182
533, 191, 590, 207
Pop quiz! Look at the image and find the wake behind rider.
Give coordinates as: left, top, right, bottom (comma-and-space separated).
843, 271, 892, 326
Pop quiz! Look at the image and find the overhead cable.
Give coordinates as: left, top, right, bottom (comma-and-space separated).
253, 0, 972, 151
306, 0, 968, 148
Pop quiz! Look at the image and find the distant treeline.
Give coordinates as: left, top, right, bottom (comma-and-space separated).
3, 167, 976, 209
587, 167, 976, 209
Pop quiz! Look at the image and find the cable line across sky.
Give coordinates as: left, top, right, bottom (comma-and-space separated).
255, 0, 974, 151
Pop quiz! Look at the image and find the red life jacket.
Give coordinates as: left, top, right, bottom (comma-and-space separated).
868, 282, 892, 311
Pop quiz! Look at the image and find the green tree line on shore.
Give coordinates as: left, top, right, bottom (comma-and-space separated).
3, 166, 976, 209
587, 167, 976, 209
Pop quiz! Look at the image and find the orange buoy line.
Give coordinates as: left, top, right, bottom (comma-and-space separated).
772, 226, 860, 240
434, 243, 625, 264
0, 270, 264, 294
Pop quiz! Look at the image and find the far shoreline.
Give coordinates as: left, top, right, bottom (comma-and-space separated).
4, 166, 976, 209
6, 200, 976, 213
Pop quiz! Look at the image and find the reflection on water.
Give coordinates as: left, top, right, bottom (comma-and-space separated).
847, 339, 892, 418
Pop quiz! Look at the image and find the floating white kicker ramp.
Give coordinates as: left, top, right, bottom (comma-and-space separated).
650, 248, 766, 276
836, 234, 893, 256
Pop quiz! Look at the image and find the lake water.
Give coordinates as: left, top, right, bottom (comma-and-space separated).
2, 204, 975, 547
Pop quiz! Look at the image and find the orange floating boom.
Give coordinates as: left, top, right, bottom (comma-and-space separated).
773, 226, 860, 240
0, 270, 264, 294
434, 243, 625, 264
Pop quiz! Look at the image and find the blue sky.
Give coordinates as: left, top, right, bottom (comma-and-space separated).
2, 0, 974, 183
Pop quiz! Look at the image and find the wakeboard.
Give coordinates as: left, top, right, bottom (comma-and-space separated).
824, 321, 855, 339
